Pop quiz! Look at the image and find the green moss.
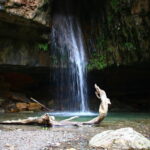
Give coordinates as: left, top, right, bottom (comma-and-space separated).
96, 36, 107, 50
37, 43, 48, 51
110, 0, 121, 13
123, 42, 136, 51
88, 54, 107, 71
107, 15, 114, 24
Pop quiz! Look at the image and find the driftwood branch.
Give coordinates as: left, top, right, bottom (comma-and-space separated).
30, 97, 51, 111
83, 84, 111, 125
0, 84, 111, 127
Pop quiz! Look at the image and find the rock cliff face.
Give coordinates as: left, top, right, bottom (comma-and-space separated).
0, 0, 149, 68
0, 0, 52, 112
0, 0, 51, 66
78, 0, 150, 69
0, 0, 51, 27
50, 0, 150, 69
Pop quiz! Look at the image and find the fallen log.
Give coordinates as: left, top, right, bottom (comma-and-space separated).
0, 114, 81, 127
0, 84, 111, 127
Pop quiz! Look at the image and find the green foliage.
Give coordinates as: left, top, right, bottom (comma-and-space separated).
124, 42, 136, 51
37, 43, 48, 51
96, 36, 107, 50
110, 0, 120, 12
107, 47, 114, 52
107, 15, 114, 24
88, 54, 107, 71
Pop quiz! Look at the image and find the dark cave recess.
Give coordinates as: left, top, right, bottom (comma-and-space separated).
0, 64, 150, 112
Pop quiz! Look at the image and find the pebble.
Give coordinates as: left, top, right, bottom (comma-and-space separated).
0, 130, 78, 150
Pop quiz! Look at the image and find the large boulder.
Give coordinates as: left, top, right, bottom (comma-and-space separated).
0, 0, 51, 27
89, 127, 150, 150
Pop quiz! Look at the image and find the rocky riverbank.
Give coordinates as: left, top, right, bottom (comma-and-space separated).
0, 114, 150, 150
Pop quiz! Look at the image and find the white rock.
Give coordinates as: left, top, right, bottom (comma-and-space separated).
89, 127, 150, 150
66, 148, 76, 150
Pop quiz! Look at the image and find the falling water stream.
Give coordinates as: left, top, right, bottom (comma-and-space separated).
51, 14, 90, 114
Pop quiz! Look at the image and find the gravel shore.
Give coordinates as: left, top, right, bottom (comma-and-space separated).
0, 126, 99, 150
0, 113, 150, 150
0, 129, 79, 150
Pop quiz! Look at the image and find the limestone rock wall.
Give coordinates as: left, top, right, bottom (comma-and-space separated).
0, 0, 51, 27
0, 0, 51, 67
0, 39, 50, 66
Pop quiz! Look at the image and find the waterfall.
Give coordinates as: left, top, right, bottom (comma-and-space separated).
51, 14, 89, 113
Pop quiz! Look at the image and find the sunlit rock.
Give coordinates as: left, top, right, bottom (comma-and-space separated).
16, 102, 28, 111
0, 0, 51, 27
28, 102, 42, 111
89, 127, 150, 150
